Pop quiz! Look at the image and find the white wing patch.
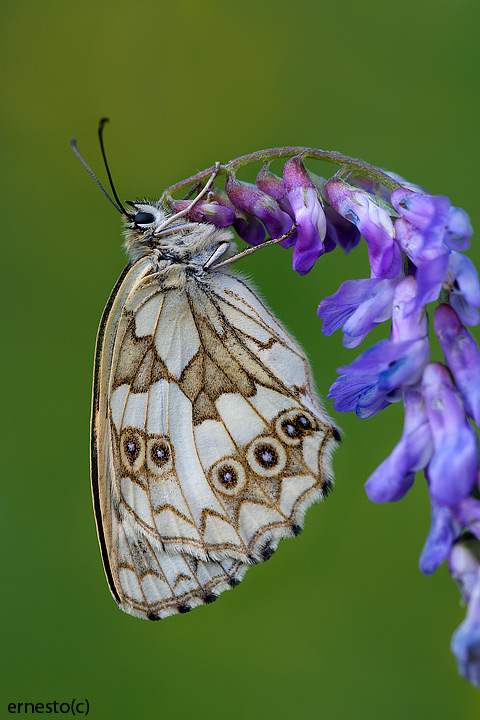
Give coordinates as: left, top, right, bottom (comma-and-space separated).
92, 256, 339, 620
154, 292, 200, 377
215, 393, 268, 445
146, 380, 169, 435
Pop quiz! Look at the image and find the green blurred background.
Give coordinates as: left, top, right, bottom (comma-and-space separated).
3, 0, 480, 717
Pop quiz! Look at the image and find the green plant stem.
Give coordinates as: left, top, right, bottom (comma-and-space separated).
159, 146, 402, 204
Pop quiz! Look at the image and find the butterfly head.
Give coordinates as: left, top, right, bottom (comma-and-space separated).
123, 200, 235, 267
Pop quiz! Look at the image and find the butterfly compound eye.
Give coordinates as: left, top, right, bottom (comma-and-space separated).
134, 211, 155, 225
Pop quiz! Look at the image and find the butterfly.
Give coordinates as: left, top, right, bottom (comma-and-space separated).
90, 200, 340, 620
78, 126, 340, 620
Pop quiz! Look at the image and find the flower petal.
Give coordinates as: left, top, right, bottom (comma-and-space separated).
169, 199, 235, 227
419, 499, 459, 574
284, 156, 327, 275
449, 537, 480, 603
451, 571, 480, 689
391, 189, 451, 237
447, 252, 480, 326
444, 207, 473, 251
225, 172, 293, 239
422, 363, 478, 506
434, 304, 480, 425
325, 178, 400, 278
256, 163, 294, 217
365, 388, 432, 503
324, 205, 361, 253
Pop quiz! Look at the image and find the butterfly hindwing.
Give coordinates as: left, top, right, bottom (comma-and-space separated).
92, 248, 338, 619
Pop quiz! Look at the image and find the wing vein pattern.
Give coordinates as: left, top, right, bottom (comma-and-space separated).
92, 256, 338, 620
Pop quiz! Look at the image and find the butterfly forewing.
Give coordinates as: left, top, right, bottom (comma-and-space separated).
92, 224, 338, 620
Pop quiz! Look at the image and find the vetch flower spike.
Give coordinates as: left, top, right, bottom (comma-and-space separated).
152, 144, 480, 690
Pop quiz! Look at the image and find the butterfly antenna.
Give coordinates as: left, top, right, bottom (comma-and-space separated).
97, 118, 130, 218
70, 136, 129, 217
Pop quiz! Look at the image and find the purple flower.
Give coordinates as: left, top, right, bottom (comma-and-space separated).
364, 388, 432, 503
394, 217, 450, 310
232, 213, 267, 245
256, 163, 295, 219
445, 207, 473, 251
325, 178, 402, 279
225, 172, 293, 241
317, 277, 398, 348
391, 188, 451, 235
392, 188, 473, 253
453, 496, 480, 539
421, 362, 477, 507
446, 251, 480, 326
283, 156, 327, 275
419, 497, 479, 584
391, 190, 452, 308
209, 188, 266, 245
327, 277, 430, 418
324, 205, 361, 254
168, 199, 235, 227
449, 539, 480, 689
308, 172, 360, 253
419, 499, 461, 575
392, 190, 477, 319
450, 537, 480, 603
434, 304, 480, 425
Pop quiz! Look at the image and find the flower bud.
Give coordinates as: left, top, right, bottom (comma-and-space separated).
283, 156, 327, 275
256, 163, 294, 218
208, 189, 265, 245
168, 199, 234, 227
225, 172, 293, 240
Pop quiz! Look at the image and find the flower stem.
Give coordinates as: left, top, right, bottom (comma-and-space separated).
160, 146, 402, 203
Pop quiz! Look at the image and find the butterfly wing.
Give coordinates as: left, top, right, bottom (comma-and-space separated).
92, 258, 338, 619
92, 258, 250, 619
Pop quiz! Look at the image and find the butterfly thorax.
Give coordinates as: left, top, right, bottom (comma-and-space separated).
123, 200, 235, 273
